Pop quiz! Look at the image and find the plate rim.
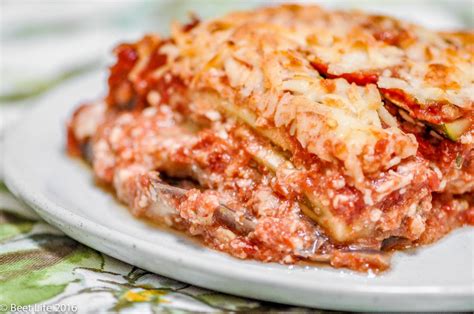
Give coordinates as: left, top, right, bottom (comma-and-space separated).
3, 72, 474, 311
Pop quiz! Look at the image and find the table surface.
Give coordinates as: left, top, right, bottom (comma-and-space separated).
0, 1, 471, 312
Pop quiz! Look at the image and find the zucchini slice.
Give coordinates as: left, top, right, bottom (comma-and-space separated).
438, 118, 471, 141
394, 105, 471, 142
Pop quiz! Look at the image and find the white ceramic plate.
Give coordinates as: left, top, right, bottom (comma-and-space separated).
4, 72, 474, 311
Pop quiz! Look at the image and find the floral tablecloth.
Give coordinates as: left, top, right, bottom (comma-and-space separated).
1, 1, 470, 313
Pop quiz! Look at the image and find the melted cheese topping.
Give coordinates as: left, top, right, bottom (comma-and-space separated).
378, 57, 474, 109
305, 9, 473, 110
159, 6, 419, 184
195, 5, 472, 112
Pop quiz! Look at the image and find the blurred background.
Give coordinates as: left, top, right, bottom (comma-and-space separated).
1, 0, 473, 133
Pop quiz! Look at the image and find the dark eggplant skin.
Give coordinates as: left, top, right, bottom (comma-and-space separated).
80, 140, 94, 164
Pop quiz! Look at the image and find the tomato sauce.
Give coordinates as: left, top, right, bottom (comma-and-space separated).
310, 60, 379, 86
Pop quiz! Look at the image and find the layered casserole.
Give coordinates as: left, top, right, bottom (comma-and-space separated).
67, 5, 473, 272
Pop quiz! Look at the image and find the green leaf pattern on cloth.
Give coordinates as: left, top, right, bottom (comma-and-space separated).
0, 211, 35, 241
0, 188, 314, 313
